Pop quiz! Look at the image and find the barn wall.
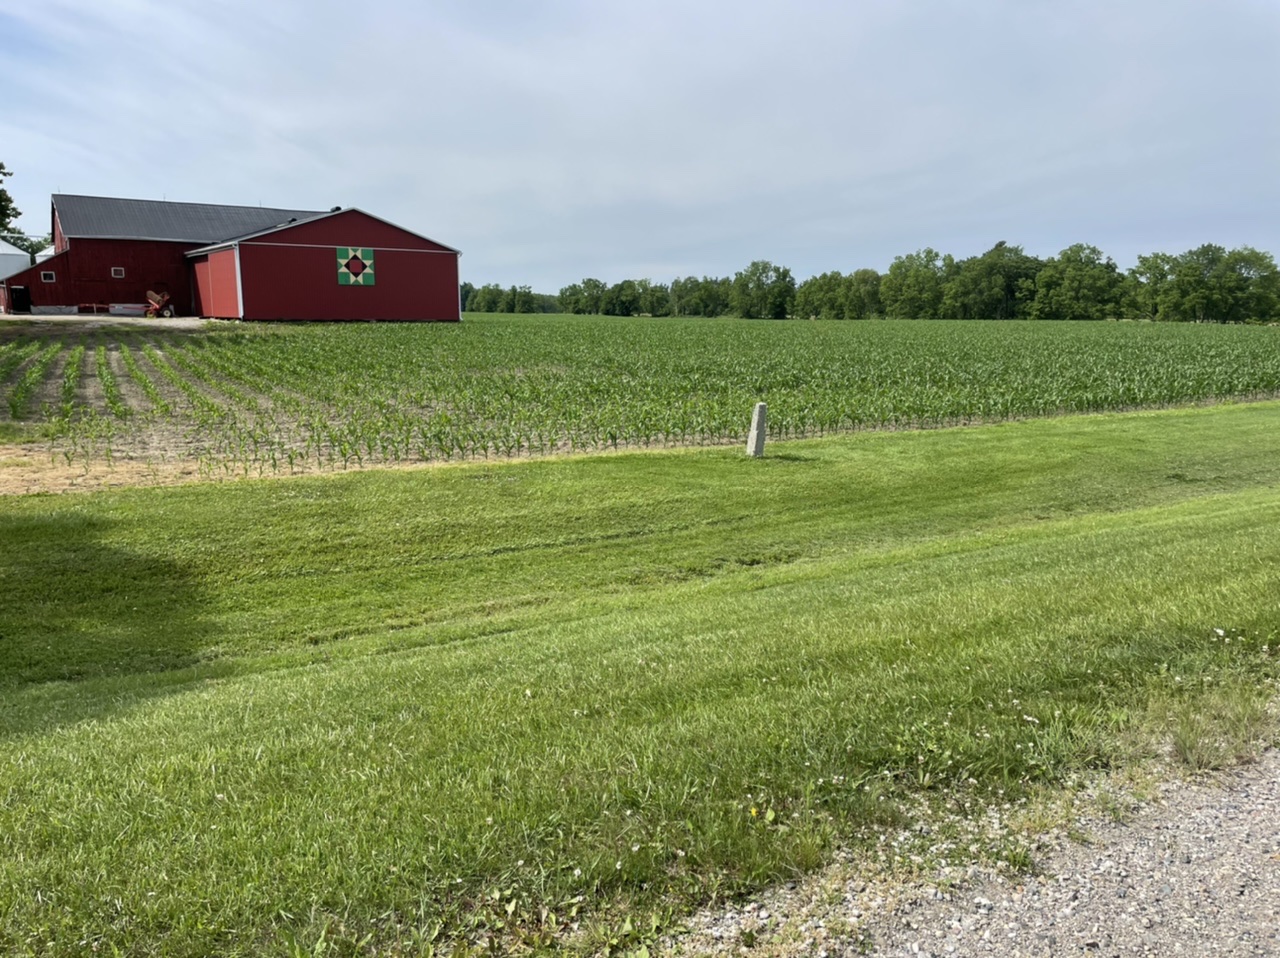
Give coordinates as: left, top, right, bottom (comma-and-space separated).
53, 209, 68, 254
191, 249, 241, 318
2, 239, 196, 312
239, 226, 460, 321
68, 238, 195, 309
1, 249, 79, 310
256, 209, 457, 253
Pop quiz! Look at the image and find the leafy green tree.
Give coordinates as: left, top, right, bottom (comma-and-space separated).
558, 279, 607, 314
794, 271, 846, 319
881, 248, 947, 319
459, 281, 476, 312
1224, 247, 1280, 323
580, 278, 606, 314
1125, 246, 1280, 323
1168, 244, 1233, 322
845, 268, 883, 319
1125, 252, 1178, 320
940, 242, 1041, 320
731, 260, 795, 319
637, 279, 671, 316
670, 276, 732, 317
1168, 245, 1280, 323
602, 279, 641, 316
1029, 244, 1124, 321
0, 163, 19, 236
558, 282, 584, 312
531, 292, 560, 313
467, 283, 504, 312
502, 285, 537, 313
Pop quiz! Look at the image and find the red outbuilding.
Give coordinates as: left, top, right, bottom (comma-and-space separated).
0, 194, 461, 321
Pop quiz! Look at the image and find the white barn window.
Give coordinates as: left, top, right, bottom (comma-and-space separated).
40, 271, 56, 283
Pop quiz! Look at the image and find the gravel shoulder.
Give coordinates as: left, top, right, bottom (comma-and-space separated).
661, 749, 1280, 958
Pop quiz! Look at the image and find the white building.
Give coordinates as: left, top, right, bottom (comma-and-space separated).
0, 238, 29, 281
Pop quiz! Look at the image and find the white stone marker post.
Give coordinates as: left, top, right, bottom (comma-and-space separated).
747, 402, 767, 458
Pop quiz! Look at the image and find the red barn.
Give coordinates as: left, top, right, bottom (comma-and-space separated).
0, 194, 461, 321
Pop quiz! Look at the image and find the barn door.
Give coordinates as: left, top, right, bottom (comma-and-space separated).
10, 286, 31, 313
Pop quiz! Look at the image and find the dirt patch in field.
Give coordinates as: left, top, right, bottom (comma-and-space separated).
0, 316, 216, 341
0, 444, 205, 494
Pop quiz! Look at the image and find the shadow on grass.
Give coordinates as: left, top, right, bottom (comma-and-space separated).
0, 510, 211, 734
760, 451, 819, 463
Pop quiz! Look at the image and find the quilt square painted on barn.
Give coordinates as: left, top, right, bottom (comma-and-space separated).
337, 247, 375, 286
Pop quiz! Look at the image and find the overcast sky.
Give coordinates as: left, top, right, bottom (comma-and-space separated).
2, 0, 1278, 290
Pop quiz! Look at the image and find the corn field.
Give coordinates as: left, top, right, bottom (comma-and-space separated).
3, 315, 1280, 475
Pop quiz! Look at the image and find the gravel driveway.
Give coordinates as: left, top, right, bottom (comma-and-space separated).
663, 749, 1280, 957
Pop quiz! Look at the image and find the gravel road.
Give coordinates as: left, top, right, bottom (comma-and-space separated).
662, 749, 1280, 957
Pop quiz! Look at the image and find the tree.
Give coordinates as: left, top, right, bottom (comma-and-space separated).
459, 281, 476, 312
531, 291, 561, 313
881, 248, 947, 319
939, 241, 1041, 320
501, 285, 537, 313
602, 279, 641, 316
1125, 252, 1178, 320
1224, 247, 1280, 323
1124, 246, 1280, 323
467, 283, 504, 312
558, 282, 584, 313
670, 276, 732, 317
844, 268, 883, 319
731, 260, 795, 319
637, 279, 671, 316
794, 271, 846, 319
1167, 244, 1234, 323
1166, 245, 1280, 323
1029, 244, 1124, 321
558, 278, 607, 314
0, 163, 19, 236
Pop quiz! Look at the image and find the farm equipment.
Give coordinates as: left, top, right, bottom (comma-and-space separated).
145, 290, 175, 318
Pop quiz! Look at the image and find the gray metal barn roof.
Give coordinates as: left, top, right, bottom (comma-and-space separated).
53, 194, 328, 243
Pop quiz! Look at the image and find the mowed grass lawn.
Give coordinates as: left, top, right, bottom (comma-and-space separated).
2, 401, 1279, 956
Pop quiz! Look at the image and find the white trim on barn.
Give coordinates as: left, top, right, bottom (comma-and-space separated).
233, 243, 245, 319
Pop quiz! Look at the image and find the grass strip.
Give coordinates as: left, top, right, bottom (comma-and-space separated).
0, 402, 1278, 955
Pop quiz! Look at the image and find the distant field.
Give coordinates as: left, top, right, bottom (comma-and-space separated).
2, 315, 1280, 477
2, 401, 1279, 956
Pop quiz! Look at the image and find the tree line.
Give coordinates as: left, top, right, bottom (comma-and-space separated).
466, 241, 1280, 323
